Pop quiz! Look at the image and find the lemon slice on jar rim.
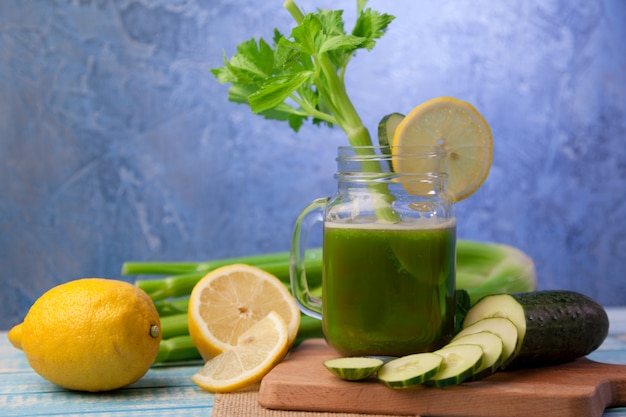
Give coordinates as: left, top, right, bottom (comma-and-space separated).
391, 96, 493, 202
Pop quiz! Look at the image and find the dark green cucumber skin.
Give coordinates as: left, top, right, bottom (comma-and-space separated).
508, 290, 609, 369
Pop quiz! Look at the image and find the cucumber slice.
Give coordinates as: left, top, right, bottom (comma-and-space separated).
377, 112, 405, 168
377, 352, 443, 389
377, 112, 405, 146
448, 331, 503, 380
462, 293, 526, 359
426, 344, 484, 387
454, 317, 519, 367
324, 357, 384, 381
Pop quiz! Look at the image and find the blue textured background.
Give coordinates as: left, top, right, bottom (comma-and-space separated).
1, 0, 625, 329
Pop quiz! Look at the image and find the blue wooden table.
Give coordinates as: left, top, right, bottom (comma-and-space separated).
3, 308, 626, 416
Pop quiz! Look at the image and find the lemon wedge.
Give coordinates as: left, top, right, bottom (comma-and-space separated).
392, 96, 493, 202
187, 264, 300, 360
191, 311, 289, 392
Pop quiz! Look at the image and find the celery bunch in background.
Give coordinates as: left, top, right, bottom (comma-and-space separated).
124, 249, 324, 364
122, 240, 536, 364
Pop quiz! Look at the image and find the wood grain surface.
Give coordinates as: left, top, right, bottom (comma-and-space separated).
259, 339, 626, 417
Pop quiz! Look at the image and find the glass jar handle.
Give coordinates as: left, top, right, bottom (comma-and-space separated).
290, 197, 327, 319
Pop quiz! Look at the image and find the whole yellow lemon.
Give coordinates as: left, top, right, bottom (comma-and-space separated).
7, 278, 161, 392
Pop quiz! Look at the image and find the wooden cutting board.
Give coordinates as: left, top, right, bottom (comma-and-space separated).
258, 339, 626, 417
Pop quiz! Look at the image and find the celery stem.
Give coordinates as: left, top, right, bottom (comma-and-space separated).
153, 335, 202, 365
160, 313, 190, 340
130, 249, 323, 300
122, 250, 300, 276
285, 0, 400, 223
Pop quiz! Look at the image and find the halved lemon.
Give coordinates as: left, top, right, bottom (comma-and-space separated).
187, 264, 300, 360
392, 96, 493, 202
191, 311, 289, 392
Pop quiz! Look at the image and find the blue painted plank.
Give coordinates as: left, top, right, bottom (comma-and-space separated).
0, 386, 213, 417
0, 368, 200, 394
0, 336, 214, 417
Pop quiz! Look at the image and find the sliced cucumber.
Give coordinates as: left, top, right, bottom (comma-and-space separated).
448, 331, 503, 380
464, 290, 609, 369
377, 112, 405, 167
377, 352, 443, 389
453, 317, 519, 367
462, 293, 526, 360
324, 357, 384, 381
426, 344, 484, 387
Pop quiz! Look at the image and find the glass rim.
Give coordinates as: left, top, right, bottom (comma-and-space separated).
337, 145, 444, 157
336, 145, 445, 162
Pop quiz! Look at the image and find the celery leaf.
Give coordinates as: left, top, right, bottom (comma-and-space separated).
211, 0, 395, 140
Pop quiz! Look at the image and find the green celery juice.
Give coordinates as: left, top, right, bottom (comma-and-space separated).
322, 220, 456, 356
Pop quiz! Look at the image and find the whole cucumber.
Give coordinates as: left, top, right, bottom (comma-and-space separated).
462, 290, 609, 369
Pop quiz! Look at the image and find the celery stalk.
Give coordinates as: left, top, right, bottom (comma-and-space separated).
128, 248, 323, 301
294, 314, 324, 345
456, 240, 537, 303
284, 0, 398, 222
122, 250, 302, 276
135, 271, 206, 302
160, 313, 189, 340
153, 335, 202, 365
154, 298, 189, 317
214, 0, 399, 223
